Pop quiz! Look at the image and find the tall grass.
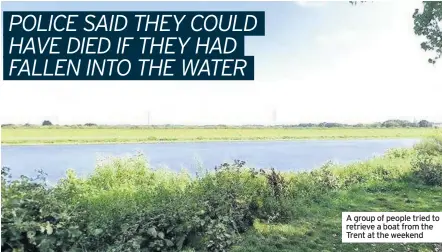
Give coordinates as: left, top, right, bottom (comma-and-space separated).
2, 136, 441, 251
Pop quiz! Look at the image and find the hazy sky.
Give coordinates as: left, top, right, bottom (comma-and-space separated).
1, 1, 441, 125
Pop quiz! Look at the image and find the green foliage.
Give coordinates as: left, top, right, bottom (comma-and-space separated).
41, 120, 53, 126
310, 162, 341, 191
414, 135, 442, 156
381, 119, 418, 128
231, 136, 442, 251
232, 182, 442, 252
1, 168, 86, 252
418, 119, 433, 128
413, 1, 442, 64
2, 136, 442, 251
385, 147, 415, 159
412, 153, 442, 186
412, 136, 442, 186
1, 158, 291, 252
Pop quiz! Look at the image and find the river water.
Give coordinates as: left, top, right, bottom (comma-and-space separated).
1, 139, 419, 182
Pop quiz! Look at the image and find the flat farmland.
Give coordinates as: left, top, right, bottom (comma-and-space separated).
2, 127, 440, 145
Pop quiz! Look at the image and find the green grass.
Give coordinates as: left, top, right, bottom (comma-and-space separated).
2, 127, 440, 145
232, 182, 442, 252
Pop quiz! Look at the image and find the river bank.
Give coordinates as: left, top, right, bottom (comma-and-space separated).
2, 127, 440, 145
2, 136, 441, 251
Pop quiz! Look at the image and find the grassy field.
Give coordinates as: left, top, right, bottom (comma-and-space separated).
2, 136, 442, 251
2, 127, 441, 145
232, 183, 442, 252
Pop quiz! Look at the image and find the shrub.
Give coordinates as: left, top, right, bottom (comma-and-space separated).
1, 168, 86, 252
310, 161, 340, 191
2, 158, 292, 252
255, 167, 293, 222
414, 135, 442, 156
411, 136, 442, 186
412, 154, 442, 186
385, 148, 415, 159
283, 162, 340, 205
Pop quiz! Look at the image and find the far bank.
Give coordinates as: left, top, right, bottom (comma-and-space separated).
1, 127, 441, 145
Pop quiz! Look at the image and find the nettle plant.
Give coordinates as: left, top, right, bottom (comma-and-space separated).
1, 167, 86, 251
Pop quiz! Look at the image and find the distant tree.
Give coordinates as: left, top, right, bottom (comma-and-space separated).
367, 122, 382, 128
418, 120, 433, 128
349, 1, 368, 5
318, 122, 348, 128
381, 120, 416, 128
84, 123, 97, 127
298, 123, 316, 127
42, 120, 53, 126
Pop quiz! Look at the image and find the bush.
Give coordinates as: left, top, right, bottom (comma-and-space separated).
1, 168, 86, 252
412, 153, 442, 186
411, 136, 442, 186
414, 135, 442, 156
2, 158, 292, 252
310, 162, 340, 191
385, 148, 414, 159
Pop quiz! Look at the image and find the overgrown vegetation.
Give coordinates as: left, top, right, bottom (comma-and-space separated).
412, 136, 442, 186
2, 136, 442, 251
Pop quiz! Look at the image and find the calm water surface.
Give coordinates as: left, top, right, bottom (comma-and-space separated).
2, 139, 419, 182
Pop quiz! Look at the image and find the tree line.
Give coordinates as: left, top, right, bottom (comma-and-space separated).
0, 119, 439, 129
